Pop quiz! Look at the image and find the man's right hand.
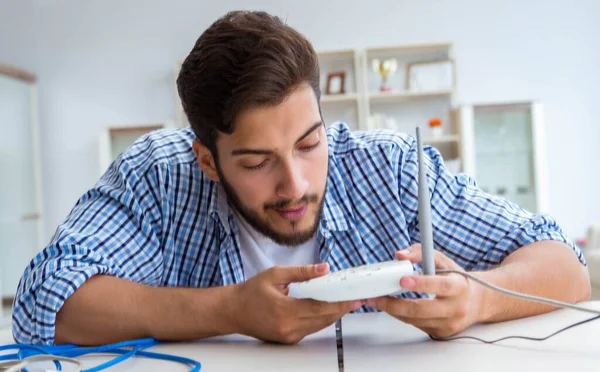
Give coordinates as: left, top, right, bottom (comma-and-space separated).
229, 263, 363, 344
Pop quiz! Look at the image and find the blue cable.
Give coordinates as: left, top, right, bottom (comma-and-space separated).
0, 353, 19, 361
15, 347, 62, 371
105, 348, 202, 372
56, 338, 157, 358
1, 345, 62, 372
81, 345, 143, 372
0, 337, 202, 371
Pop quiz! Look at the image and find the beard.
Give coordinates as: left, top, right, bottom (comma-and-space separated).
215, 161, 327, 247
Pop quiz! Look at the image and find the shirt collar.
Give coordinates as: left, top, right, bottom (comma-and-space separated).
208, 183, 234, 235
320, 153, 354, 234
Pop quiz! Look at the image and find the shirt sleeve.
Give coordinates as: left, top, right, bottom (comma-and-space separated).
12, 157, 165, 345
396, 137, 585, 271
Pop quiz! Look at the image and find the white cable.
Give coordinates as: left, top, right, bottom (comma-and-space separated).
0, 354, 82, 372
4, 361, 28, 372
0, 360, 28, 372
437, 269, 600, 316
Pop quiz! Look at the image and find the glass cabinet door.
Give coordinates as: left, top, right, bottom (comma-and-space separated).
471, 103, 538, 212
0, 73, 41, 302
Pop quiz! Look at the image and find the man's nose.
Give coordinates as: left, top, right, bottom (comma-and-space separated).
276, 162, 309, 202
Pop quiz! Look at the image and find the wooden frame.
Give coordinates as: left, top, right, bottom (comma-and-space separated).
405, 58, 455, 91
0, 64, 37, 83
325, 71, 346, 95
2, 297, 13, 308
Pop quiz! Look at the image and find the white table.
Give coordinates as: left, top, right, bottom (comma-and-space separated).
0, 323, 339, 371
2, 303, 600, 371
342, 301, 600, 372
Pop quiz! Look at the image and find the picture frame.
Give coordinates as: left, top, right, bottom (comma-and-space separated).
325, 71, 346, 95
406, 59, 455, 92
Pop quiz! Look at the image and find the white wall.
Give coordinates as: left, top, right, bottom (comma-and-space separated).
1, 0, 599, 243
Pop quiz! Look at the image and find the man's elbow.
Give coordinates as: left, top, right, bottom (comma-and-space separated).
54, 307, 75, 345
578, 265, 592, 302
558, 242, 591, 303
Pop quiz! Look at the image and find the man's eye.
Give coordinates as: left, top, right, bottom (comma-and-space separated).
243, 160, 268, 170
299, 141, 320, 152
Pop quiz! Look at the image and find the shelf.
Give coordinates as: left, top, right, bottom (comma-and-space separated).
476, 150, 533, 157
365, 42, 452, 55
368, 89, 452, 104
108, 124, 163, 137
365, 42, 452, 62
423, 134, 460, 144
317, 48, 356, 58
320, 93, 359, 103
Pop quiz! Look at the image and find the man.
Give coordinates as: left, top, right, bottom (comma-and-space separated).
13, 10, 589, 346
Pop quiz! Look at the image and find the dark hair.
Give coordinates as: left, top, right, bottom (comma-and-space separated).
176, 10, 321, 155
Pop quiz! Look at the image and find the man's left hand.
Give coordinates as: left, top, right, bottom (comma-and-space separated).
366, 244, 484, 338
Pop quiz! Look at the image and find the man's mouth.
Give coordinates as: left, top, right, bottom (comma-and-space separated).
274, 204, 308, 221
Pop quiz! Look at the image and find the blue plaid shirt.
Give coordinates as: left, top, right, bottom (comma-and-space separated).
12, 123, 584, 345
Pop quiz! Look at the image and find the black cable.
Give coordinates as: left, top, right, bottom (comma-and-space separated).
425, 269, 600, 344
430, 315, 600, 343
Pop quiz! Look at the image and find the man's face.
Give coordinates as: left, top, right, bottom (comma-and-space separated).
213, 83, 329, 246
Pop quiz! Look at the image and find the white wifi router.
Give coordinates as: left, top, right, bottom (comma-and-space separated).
288, 260, 415, 302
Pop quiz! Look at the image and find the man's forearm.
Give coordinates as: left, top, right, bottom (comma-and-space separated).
475, 240, 591, 323
55, 275, 238, 345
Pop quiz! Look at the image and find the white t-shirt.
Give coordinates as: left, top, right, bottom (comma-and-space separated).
233, 210, 320, 279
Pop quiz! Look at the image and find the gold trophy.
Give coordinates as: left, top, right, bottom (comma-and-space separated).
372, 58, 398, 92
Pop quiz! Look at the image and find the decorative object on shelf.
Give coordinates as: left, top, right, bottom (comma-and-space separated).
371, 58, 398, 92
368, 113, 397, 131
443, 158, 461, 175
325, 71, 346, 95
407, 59, 454, 92
428, 117, 443, 138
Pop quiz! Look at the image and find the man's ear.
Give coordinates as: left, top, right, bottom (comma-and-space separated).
192, 140, 220, 182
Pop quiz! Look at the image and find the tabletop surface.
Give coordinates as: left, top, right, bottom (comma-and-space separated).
0, 322, 339, 371
341, 301, 600, 372
2, 302, 600, 371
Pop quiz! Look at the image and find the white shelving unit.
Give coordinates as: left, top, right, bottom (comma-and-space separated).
172, 43, 462, 171
317, 42, 462, 172
317, 48, 364, 131
321, 93, 360, 103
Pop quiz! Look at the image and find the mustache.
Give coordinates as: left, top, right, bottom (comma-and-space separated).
264, 194, 319, 210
